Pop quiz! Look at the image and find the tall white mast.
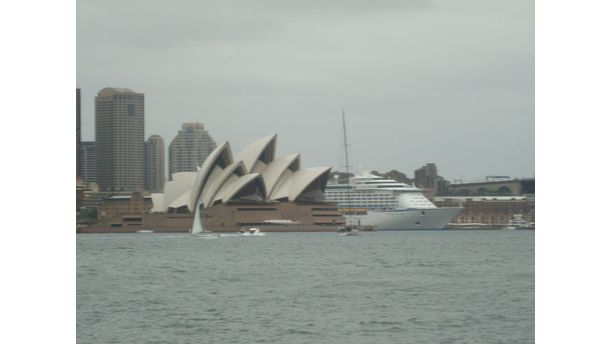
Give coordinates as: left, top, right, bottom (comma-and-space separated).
342, 110, 352, 218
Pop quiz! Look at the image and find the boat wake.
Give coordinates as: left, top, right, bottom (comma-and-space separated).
149, 234, 189, 239
240, 232, 266, 237
194, 234, 220, 239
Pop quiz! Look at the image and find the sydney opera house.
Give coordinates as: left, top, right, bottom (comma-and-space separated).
84, 134, 345, 232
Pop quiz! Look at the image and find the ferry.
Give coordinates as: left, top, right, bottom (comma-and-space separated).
324, 171, 462, 230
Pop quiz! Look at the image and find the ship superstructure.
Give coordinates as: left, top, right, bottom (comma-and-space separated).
325, 171, 462, 230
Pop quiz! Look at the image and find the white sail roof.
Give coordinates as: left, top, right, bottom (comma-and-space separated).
212, 174, 241, 205
189, 141, 232, 211
168, 191, 192, 209
288, 167, 331, 201
220, 173, 266, 203
269, 169, 293, 200
157, 134, 331, 214
235, 134, 276, 173
203, 161, 247, 207
163, 173, 196, 210
171, 172, 197, 186
150, 193, 166, 213
260, 153, 300, 198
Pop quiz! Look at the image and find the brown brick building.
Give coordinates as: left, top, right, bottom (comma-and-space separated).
434, 196, 535, 225
96, 192, 153, 227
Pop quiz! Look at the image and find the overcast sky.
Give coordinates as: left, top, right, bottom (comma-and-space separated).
77, 0, 534, 182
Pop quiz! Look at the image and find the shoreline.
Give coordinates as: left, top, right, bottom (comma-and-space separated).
76, 224, 339, 233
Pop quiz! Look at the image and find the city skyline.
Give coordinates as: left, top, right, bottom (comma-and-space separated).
77, 0, 534, 182
77, 86, 532, 183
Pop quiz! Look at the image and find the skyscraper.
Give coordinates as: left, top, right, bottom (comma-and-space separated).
145, 135, 165, 192
80, 141, 97, 184
95, 87, 145, 192
77, 88, 81, 177
168, 122, 217, 179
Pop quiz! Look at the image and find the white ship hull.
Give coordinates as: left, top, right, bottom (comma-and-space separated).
349, 207, 462, 230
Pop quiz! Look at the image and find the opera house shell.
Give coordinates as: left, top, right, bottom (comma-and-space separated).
152, 134, 345, 232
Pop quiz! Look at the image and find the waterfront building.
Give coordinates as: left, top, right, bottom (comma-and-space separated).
77, 88, 81, 177
434, 196, 535, 225
145, 135, 165, 192
97, 192, 153, 226
80, 141, 96, 184
95, 87, 145, 192
168, 123, 216, 179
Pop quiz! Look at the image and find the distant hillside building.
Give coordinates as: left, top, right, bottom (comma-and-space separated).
436, 177, 450, 196
95, 87, 145, 192
80, 141, 96, 184
168, 122, 216, 179
145, 135, 165, 192
414, 163, 439, 200
414, 163, 438, 190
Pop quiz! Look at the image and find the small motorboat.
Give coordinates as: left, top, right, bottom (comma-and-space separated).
239, 227, 266, 236
504, 214, 533, 230
337, 225, 359, 236
137, 229, 154, 234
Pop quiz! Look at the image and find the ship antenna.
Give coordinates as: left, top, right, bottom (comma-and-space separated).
342, 110, 351, 219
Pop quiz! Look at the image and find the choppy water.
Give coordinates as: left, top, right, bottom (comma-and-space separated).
77, 231, 534, 343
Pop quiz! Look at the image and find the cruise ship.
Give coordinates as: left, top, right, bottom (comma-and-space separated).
324, 171, 462, 230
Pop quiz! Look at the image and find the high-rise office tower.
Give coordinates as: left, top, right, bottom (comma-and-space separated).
168, 122, 217, 179
80, 141, 97, 184
145, 135, 165, 192
77, 88, 81, 177
95, 87, 145, 192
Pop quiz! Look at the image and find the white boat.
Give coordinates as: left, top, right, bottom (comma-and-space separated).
504, 214, 533, 230
337, 224, 359, 236
324, 171, 462, 230
137, 229, 154, 234
240, 227, 266, 236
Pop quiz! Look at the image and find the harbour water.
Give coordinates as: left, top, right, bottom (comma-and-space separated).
77, 231, 534, 343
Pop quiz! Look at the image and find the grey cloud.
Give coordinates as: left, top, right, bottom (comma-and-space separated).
77, 0, 534, 181
259, 0, 433, 12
